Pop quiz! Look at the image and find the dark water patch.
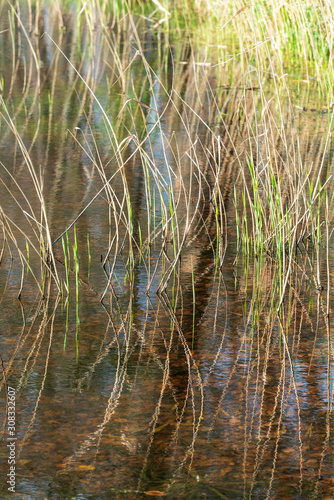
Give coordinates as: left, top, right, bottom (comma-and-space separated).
0, 4, 333, 500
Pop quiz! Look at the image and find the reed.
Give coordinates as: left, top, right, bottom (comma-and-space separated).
0, 1, 332, 307
1, 4, 333, 499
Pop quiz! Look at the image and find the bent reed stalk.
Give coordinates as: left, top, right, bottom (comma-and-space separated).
0, 1, 333, 307
0, 5, 333, 497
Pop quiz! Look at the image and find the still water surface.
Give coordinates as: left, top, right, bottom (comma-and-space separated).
0, 4, 333, 499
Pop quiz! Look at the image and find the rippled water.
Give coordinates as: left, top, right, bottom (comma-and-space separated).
0, 4, 333, 499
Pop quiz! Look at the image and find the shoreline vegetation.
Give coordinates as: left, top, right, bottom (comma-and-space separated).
0, 1, 333, 498
0, 0, 333, 299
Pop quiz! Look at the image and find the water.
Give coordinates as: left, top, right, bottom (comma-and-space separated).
0, 4, 333, 499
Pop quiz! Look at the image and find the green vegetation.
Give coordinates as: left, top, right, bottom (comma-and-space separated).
0, 0, 332, 354
0, 0, 332, 355
0, 1, 333, 498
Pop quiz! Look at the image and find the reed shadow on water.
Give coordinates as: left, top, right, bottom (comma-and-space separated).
0, 2, 333, 499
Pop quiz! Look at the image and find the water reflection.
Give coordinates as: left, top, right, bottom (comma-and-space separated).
0, 4, 333, 500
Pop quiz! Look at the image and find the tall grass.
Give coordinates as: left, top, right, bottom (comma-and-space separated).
1, 0, 333, 300
0, 3, 333, 498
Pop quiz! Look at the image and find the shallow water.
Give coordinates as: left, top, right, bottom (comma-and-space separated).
0, 4, 333, 499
